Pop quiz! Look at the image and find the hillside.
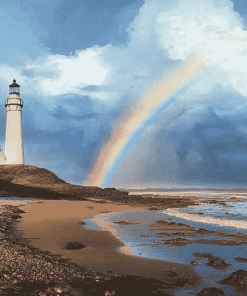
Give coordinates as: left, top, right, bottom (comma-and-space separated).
0, 165, 128, 200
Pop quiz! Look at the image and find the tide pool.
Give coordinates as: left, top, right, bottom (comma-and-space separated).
82, 193, 247, 295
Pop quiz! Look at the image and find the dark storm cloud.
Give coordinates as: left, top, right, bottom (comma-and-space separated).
110, 84, 247, 188
45, 0, 144, 54
22, 106, 112, 183
50, 95, 101, 121
174, 107, 247, 184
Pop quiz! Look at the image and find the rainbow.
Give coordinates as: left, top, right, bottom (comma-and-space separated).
84, 35, 247, 187
85, 53, 206, 187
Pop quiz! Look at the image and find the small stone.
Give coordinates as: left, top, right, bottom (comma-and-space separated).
105, 290, 115, 296
53, 283, 71, 294
45, 287, 52, 292
1, 284, 14, 290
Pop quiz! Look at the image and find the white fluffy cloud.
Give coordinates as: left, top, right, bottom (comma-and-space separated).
155, 0, 242, 59
2, 0, 246, 106
25, 47, 108, 97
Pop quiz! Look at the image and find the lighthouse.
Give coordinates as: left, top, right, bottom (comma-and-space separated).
4, 79, 24, 164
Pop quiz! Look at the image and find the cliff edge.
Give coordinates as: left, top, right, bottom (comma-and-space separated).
0, 165, 128, 200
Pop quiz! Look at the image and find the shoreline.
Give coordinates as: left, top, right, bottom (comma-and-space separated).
1, 166, 246, 294
17, 199, 199, 287
1, 193, 246, 295
0, 200, 170, 295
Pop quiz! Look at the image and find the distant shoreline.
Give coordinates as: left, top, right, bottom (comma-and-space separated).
124, 187, 247, 192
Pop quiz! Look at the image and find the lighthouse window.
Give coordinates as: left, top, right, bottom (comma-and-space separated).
10, 87, 20, 94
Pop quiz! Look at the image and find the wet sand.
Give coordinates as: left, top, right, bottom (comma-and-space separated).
17, 199, 199, 286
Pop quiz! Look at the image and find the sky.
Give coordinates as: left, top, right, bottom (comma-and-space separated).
1, 0, 247, 188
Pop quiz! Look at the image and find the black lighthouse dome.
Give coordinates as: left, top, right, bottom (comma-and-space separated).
9, 79, 20, 94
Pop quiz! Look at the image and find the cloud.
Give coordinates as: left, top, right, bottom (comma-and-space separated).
109, 81, 247, 187
22, 47, 108, 97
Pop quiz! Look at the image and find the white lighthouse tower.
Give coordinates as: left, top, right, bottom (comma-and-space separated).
4, 79, 24, 164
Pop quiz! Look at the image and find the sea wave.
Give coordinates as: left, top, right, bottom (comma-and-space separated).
164, 209, 247, 229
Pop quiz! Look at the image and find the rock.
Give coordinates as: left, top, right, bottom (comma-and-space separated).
114, 220, 139, 225
193, 253, 231, 269
54, 287, 63, 293
62, 242, 86, 250
197, 287, 225, 296
11, 214, 22, 219
159, 238, 191, 246
219, 269, 247, 287
53, 283, 71, 294
1, 284, 14, 290
207, 255, 231, 268
229, 197, 240, 201
191, 260, 199, 266
79, 221, 86, 225
197, 228, 216, 234
234, 257, 247, 262
105, 290, 116, 296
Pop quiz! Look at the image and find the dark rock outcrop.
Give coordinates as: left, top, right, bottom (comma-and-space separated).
234, 257, 247, 262
193, 253, 231, 269
197, 287, 225, 296
219, 269, 247, 287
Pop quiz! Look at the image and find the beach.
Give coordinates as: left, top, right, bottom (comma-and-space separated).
0, 165, 203, 295
17, 198, 199, 292
0, 195, 201, 296
1, 191, 247, 295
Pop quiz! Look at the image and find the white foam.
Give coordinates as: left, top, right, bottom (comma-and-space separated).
164, 209, 247, 229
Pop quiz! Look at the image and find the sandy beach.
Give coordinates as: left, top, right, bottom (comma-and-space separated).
0, 166, 205, 295
17, 199, 199, 285
1, 193, 247, 295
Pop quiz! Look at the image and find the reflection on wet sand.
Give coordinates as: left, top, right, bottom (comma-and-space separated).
93, 216, 135, 255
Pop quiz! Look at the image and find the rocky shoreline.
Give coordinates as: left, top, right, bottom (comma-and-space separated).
1, 202, 247, 295
0, 204, 199, 296
1, 165, 247, 295
148, 220, 247, 247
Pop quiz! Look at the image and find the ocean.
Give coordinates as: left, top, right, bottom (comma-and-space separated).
83, 190, 247, 295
